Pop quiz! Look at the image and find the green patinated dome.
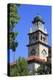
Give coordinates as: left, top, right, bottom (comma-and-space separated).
32, 16, 45, 24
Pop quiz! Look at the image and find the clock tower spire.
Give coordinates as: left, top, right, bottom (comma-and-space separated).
27, 16, 49, 74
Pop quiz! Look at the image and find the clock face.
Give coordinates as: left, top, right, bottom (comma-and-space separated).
41, 49, 47, 56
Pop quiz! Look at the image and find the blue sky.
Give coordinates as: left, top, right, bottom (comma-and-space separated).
10, 4, 51, 63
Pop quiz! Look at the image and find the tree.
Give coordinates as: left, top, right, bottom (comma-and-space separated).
10, 57, 29, 76
16, 57, 29, 76
10, 65, 19, 76
8, 4, 20, 76
8, 4, 20, 51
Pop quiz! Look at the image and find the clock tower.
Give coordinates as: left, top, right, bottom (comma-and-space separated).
27, 16, 49, 74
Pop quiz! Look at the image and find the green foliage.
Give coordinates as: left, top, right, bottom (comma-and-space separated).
10, 57, 29, 76
10, 65, 20, 76
8, 4, 20, 51
16, 57, 29, 76
9, 32, 18, 51
37, 64, 48, 75
37, 65, 44, 74
8, 4, 20, 31
31, 69, 37, 75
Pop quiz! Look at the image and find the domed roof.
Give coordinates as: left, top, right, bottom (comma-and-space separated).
34, 16, 42, 21
32, 16, 45, 24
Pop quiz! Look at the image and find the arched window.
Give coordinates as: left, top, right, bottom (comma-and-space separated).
41, 49, 47, 56
31, 49, 35, 55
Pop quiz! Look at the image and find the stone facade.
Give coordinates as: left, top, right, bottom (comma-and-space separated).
28, 44, 39, 56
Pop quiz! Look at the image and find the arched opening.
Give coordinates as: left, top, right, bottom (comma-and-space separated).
30, 49, 35, 55
41, 49, 47, 56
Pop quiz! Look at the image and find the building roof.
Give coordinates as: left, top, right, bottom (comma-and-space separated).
27, 55, 47, 63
